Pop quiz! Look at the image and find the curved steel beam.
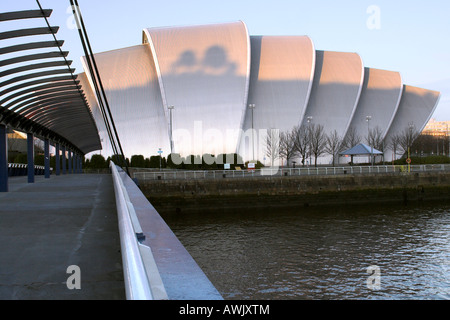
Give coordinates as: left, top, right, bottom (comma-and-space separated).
0, 27, 59, 41
29, 105, 86, 123
16, 96, 84, 115
4, 98, 84, 124
0, 60, 72, 78
3, 85, 82, 109
7, 103, 83, 129
0, 40, 64, 55
0, 80, 79, 106
0, 68, 74, 89
0, 75, 75, 96
0, 51, 69, 68
0, 9, 52, 22
9, 91, 84, 114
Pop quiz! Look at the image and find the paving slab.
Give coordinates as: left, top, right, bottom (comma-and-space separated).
0, 174, 125, 300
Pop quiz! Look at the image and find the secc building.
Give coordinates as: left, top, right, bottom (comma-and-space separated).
80, 21, 441, 164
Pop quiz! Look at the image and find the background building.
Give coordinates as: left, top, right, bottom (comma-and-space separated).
81, 21, 441, 165
422, 118, 450, 137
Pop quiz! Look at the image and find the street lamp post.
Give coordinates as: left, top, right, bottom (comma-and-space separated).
249, 104, 256, 161
366, 116, 373, 166
168, 105, 175, 154
158, 148, 162, 170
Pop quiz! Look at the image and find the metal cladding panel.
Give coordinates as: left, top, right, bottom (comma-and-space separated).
143, 21, 250, 157
303, 50, 364, 137
238, 35, 315, 161
81, 45, 170, 158
348, 68, 403, 139
384, 85, 441, 159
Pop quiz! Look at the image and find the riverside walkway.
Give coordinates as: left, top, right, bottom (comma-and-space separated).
0, 174, 125, 299
0, 171, 223, 300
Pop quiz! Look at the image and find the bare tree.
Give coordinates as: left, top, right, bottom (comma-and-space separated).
399, 125, 419, 157
366, 125, 384, 163
325, 130, 342, 166
279, 129, 297, 167
366, 125, 384, 151
412, 133, 446, 156
388, 133, 402, 160
293, 125, 310, 167
342, 126, 361, 150
309, 123, 327, 167
264, 128, 280, 167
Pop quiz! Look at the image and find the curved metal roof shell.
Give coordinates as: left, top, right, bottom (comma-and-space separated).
80, 45, 171, 158
238, 35, 316, 160
0, 9, 101, 155
143, 21, 251, 157
383, 85, 441, 161
303, 50, 364, 138
347, 68, 403, 140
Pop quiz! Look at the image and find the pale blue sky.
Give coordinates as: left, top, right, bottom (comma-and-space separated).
2, 0, 450, 120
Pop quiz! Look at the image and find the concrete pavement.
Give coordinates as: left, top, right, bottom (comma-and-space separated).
0, 174, 125, 300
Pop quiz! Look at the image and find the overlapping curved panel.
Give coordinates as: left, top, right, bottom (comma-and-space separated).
303, 50, 364, 138
81, 44, 170, 157
75, 20, 441, 164
143, 21, 250, 157
347, 68, 403, 140
237, 35, 315, 161
384, 85, 441, 160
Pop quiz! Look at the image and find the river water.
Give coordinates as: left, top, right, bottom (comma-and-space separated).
160, 202, 450, 300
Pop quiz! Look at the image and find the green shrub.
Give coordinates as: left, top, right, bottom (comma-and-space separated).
130, 154, 145, 168
89, 154, 108, 168
393, 155, 450, 165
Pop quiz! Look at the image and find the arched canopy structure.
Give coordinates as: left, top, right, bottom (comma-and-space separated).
0, 9, 101, 155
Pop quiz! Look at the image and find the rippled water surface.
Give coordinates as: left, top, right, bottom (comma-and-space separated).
160, 203, 450, 300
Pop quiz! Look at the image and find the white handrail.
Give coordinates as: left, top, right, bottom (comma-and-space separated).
110, 162, 153, 300
132, 164, 450, 181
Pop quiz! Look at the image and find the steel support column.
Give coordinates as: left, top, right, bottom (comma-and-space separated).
44, 138, 50, 178
68, 150, 72, 174
0, 124, 8, 192
75, 153, 79, 174
55, 143, 60, 176
62, 145, 66, 174
27, 132, 34, 183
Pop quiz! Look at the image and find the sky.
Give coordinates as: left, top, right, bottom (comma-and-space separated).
2, 0, 450, 120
